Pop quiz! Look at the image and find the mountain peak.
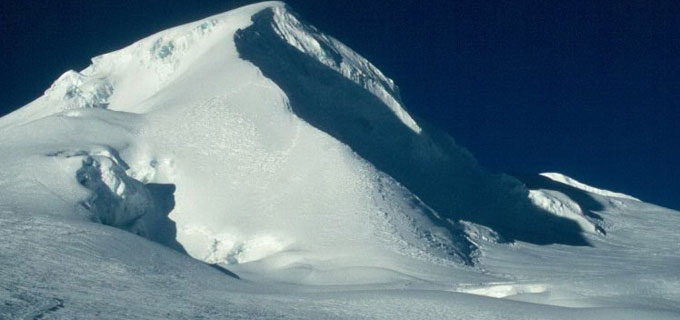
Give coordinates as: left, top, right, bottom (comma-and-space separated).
2, 3, 679, 318
0, 0, 595, 273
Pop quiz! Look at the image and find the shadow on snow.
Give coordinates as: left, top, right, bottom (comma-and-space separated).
234, 8, 590, 262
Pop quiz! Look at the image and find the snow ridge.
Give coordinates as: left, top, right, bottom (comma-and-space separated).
269, 6, 422, 133
541, 172, 640, 201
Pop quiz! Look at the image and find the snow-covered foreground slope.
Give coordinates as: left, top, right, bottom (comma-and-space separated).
4, 210, 679, 320
1, 2, 679, 319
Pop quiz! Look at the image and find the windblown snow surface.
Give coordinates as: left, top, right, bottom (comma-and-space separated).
1, 2, 679, 319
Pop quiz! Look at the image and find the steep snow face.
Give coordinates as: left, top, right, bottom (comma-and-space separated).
235, 7, 590, 247
268, 6, 421, 133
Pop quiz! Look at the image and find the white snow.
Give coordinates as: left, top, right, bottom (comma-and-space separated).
458, 283, 549, 299
1, 1, 678, 319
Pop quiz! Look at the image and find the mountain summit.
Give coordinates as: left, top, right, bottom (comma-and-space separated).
2, 2, 679, 319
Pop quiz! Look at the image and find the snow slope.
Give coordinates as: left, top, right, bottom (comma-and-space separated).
1, 2, 679, 319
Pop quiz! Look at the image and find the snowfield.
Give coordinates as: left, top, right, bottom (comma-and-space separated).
1, 2, 679, 319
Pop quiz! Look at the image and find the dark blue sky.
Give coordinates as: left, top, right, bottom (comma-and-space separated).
1, 0, 678, 209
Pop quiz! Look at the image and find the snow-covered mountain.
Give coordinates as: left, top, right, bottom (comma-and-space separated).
2, 2, 679, 319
